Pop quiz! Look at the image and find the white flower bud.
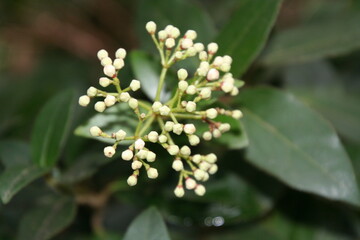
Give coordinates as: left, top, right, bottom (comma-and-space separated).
180, 145, 191, 156
159, 105, 170, 116
146, 151, 156, 162
178, 81, 188, 91
186, 47, 197, 56
87, 86, 97, 97
219, 123, 231, 133
221, 81, 234, 93
206, 108, 218, 119
119, 92, 130, 102
181, 38, 193, 49
209, 164, 218, 174
185, 178, 196, 190
177, 68, 188, 80
199, 61, 210, 71
231, 87, 239, 96
152, 101, 162, 112
127, 175, 138, 186
104, 95, 116, 107
207, 42, 218, 54
199, 161, 211, 171
213, 129, 221, 138
99, 77, 111, 87
115, 48, 127, 59
220, 63, 231, 72
213, 56, 224, 67
175, 51, 183, 59
194, 43, 204, 52
188, 135, 200, 146
97, 49, 108, 60
199, 88, 211, 99
192, 154, 202, 164
158, 30, 167, 41
115, 129, 126, 140
90, 126, 102, 137
174, 185, 185, 198
167, 145, 179, 155
94, 101, 106, 112
134, 138, 145, 150
113, 58, 124, 70
223, 55, 232, 64
101, 57, 112, 67
232, 110, 243, 119
147, 131, 159, 143
194, 169, 205, 181
185, 30, 197, 40
131, 160, 143, 170
172, 159, 183, 171
130, 79, 141, 91
121, 149, 134, 161
104, 146, 116, 158
146, 21, 157, 34
137, 149, 148, 159
186, 101, 196, 112
202, 172, 209, 182
103, 65, 116, 77
158, 134, 168, 143
199, 51, 208, 61
164, 121, 174, 132
195, 184, 206, 196
147, 167, 158, 179
164, 25, 174, 34
206, 153, 217, 163
172, 123, 183, 135
128, 98, 138, 109
184, 124, 196, 135
165, 38, 175, 49
186, 85, 197, 95
169, 27, 180, 38
203, 131, 212, 141
79, 95, 90, 107
207, 68, 220, 81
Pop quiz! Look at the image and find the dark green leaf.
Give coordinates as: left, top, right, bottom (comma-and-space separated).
75, 103, 137, 144
123, 207, 170, 240
239, 87, 360, 206
17, 196, 77, 240
215, 115, 248, 149
216, 0, 282, 76
31, 89, 76, 167
0, 140, 30, 168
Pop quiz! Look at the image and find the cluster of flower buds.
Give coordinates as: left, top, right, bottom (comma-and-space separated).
79, 21, 244, 198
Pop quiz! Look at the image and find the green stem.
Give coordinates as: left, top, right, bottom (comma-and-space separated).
155, 67, 168, 101
139, 116, 155, 136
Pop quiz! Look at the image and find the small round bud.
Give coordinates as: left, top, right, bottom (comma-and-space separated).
194, 169, 205, 181
223, 55, 233, 64
164, 25, 174, 34
173, 123, 183, 135
146, 21, 157, 34
79, 95, 90, 107
232, 110, 243, 119
175, 51, 183, 59
186, 101, 196, 112
195, 184, 206, 196
119, 92, 130, 102
180, 145, 191, 156
206, 108, 218, 119
192, 154, 202, 164
184, 124, 196, 135
207, 42, 218, 54
169, 27, 180, 38
209, 164, 218, 174
137, 149, 148, 159
159, 105, 170, 116
97, 49, 108, 60
165, 38, 175, 49
185, 30, 197, 40
104, 95, 116, 107
113, 58, 124, 70
95, 101, 106, 112
87, 87, 97, 97
188, 135, 200, 146
186, 47, 197, 56
199, 161, 211, 171
219, 123, 231, 133
231, 87, 239, 96
177, 68, 188, 80
115, 48, 127, 59
127, 175, 138, 186
185, 178, 196, 190
103, 65, 116, 77
147, 167, 158, 179
101, 57, 112, 67
164, 121, 174, 132
172, 159, 183, 171
206, 153, 217, 163
90, 126, 102, 137
213, 56, 224, 67
134, 138, 145, 150
212, 129, 221, 138
181, 38, 193, 49
194, 43, 204, 52
186, 85, 197, 95
146, 151, 156, 162
203, 131, 212, 141
158, 30, 167, 41
220, 63, 231, 72
104, 146, 116, 158
152, 101, 162, 112
115, 129, 126, 140
128, 98, 138, 109
202, 172, 209, 182
207, 68, 220, 81
199, 88, 211, 99
158, 135, 168, 143
221, 81, 234, 93
178, 81, 188, 91
130, 79, 141, 91
199, 51, 208, 61
131, 160, 143, 170
99, 77, 111, 87
174, 185, 185, 198
147, 131, 159, 143
167, 145, 179, 155
121, 149, 134, 161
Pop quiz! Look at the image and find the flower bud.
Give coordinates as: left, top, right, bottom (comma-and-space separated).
202, 131, 212, 141
221, 81, 234, 93
209, 164, 218, 174
178, 81, 188, 91
174, 185, 185, 198
192, 154, 202, 164
173, 123, 183, 135
199, 51, 208, 61
188, 135, 200, 146
127, 175, 138, 186
104, 146, 115, 158
223, 55, 233, 64
199, 161, 211, 171
186, 85, 197, 95
158, 135, 168, 143
212, 129, 221, 138
207, 42, 218, 54
213, 56, 224, 67
101, 57, 112, 66
185, 178, 196, 190
146, 21, 157, 34
172, 159, 183, 171
130, 79, 141, 91
206, 108, 218, 119
194, 169, 205, 181
97, 49, 108, 60
79, 95, 90, 107
147, 167, 158, 179
115, 48, 127, 59
206, 153, 217, 163
167, 145, 179, 155
90, 126, 102, 137
99, 77, 111, 87
131, 160, 143, 170
121, 149, 134, 161
115, 129, 126, 140
134, 138, 145, 150
181, 38, 193, 49
232, 110, 243, 119
158, 30, 167, 41
103, 65, 116, 77
119, 92, 130, 102
128, 98, 138, 109
164, 121, 174, 132
137, 149, 148, 159
202, 172, 209, 182
177, 68, 188, 80
152, 101, 162, 112
87, 86, 97, 97
147, 131, 159, 143
194, 43, 204, 52
95, 101, 106, 112
175, 51, 183, 59
220, 63, 231, 72
104, 95, 116, 107
199, 88, 211, 99
185, 30, 197, 40
164, 25, 174, 34
186, 47, 197, 56
169, 27, 180, 38
113, 58, 124, 70
219, 123, 231, 133
184, 124, 196, 134
146, 151, 156, 162
195, 184, 206, 196
180, 145, 191, 156
165, 38, 175, 49
207, 68, 220, 81
231, 87, 239, 96
186, 101, 196, 112
159, 105, 170, 116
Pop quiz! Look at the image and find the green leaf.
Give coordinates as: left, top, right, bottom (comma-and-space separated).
123, 207, 170, 240
75, 103, 137, 144
0, 140, 30, 168
239, 87, 360, 206
216, 0, 282, 76
31, 89, 76, 168
17, 196, 77, 240
216, 115, 249, 149
262, 13, 360, 66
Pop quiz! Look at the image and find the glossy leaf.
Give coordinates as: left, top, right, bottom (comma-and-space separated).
17, 196, 77, 240
239, 87, 360, 206
123, 207, 170, 240
75, 103, 138, 144
31, 89, 76, 167
0, 140, 30, 168
216, 0, 282, 76
262, 13, 360, 66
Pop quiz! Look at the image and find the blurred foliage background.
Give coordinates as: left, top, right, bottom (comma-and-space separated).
0, 0, 360, 239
